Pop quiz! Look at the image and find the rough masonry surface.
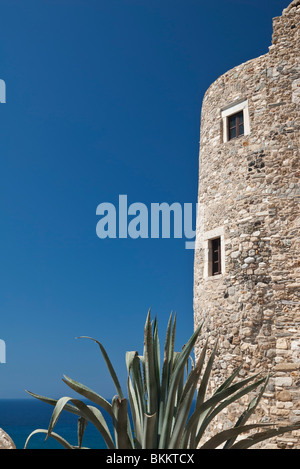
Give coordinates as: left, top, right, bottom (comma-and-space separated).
193, 0, 300, 449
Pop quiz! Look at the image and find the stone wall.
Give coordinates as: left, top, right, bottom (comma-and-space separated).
193, 0, 300, 448
0, 428, 15, 449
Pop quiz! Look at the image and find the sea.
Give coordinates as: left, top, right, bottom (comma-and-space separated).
0, 399, 112, 449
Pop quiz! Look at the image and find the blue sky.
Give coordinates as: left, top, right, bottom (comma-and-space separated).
0, 0, 289, 399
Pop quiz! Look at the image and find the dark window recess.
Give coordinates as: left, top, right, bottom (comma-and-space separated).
211, 237, 221, 276
228, 111, 244, 140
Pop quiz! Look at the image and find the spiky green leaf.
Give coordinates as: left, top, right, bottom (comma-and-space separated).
62, 375, 113, 417
143, 413, 157, 449
112, 396, 133, 449
24, 429, 76, 449
77, 336, 124, 399
159, 324, 202, 448
230, 423, 300, 449
200, 423, 273, 449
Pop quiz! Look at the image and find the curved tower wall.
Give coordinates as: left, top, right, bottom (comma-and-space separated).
194, 1, 300, 448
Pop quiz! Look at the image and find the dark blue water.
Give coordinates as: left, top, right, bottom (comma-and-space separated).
0, 399, 112, 449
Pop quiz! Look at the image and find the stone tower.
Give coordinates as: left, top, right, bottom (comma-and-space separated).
193, 0, 300, 449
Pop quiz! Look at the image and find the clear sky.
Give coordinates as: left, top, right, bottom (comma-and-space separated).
0, 0, 290, 399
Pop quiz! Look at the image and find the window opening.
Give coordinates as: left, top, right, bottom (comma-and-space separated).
211, 237, 221, 276
228, 111, 244, 140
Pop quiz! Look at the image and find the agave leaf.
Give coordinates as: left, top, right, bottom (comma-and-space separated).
196, 340, 219, 409
183, 372, 265, 448
72, 399, 115, 449
162, 312, 177, 399
26, 390, 81, 417
168, 363, 202, 449
186, 355, 195, 376
46, 396, 116, 449
230, 423, 300, 449
185, 340, 220, 447
173, 351, 184, 421
62, 375, 113, 417
77, 417, 87, 449
174, 344, 208, 449
223, 374, 270, 449
144, 311, 158, 416
214, 364, 243, 395
200, 423, 273, 449
182, 340, 208, 448
126, 352, 144, 400
169, 313, 177, 383
195, 362, 242, 438
138, 354, 146, 394
126, 352, 146, 426
26, 390, 108, 446
24, 429, 76, 449
180, 340, 207, 406
195, 375, 268, 446
127, 376, 142, 448
126, 351, 138, 371
159, 312, 175, 436
153, 316, 161, 402
47, 396, 74, 439
200, 372, 262, 417
159, 324, 202, 448
112, 396, 133, 449
126, 351, 146, 448
143, 413, 157, 449
133, 356, 146, 417
77, 336, 124, 399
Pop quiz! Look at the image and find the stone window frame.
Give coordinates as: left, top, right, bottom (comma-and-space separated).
202, 226, 225, 280
221, 99, 251, 143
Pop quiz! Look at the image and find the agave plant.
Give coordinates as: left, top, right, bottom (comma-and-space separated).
25, 311, 300, 449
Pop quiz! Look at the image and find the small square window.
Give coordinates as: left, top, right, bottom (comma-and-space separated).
228, 111, 244, 140
221, 99, 250, 143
